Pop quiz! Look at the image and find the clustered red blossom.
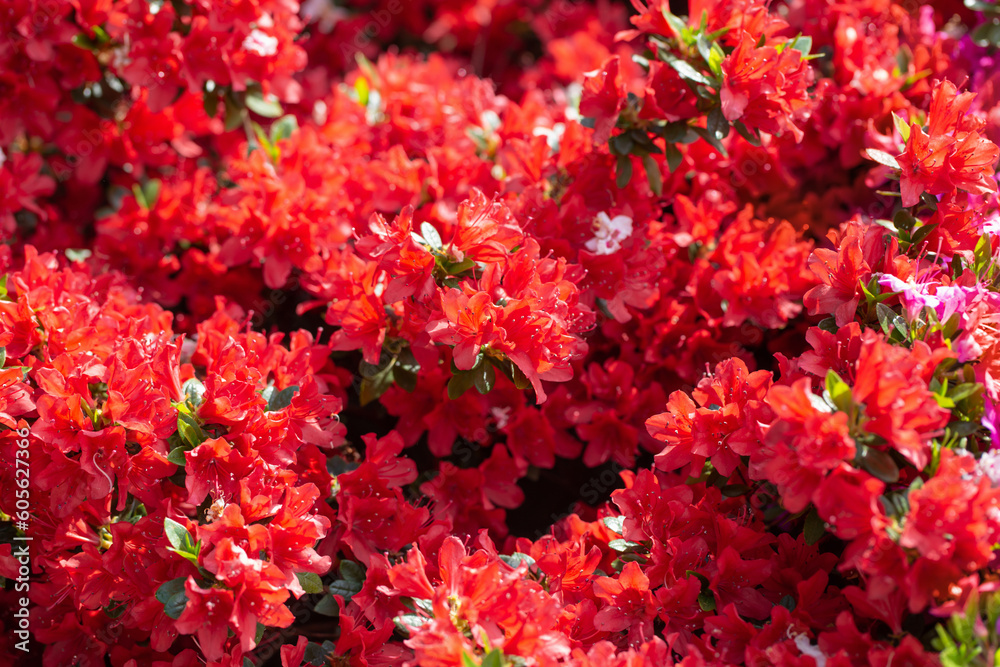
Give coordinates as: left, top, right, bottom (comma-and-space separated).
4, 1, 1000, 667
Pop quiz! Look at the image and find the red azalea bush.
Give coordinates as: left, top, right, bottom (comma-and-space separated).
7, 1, 1000, 666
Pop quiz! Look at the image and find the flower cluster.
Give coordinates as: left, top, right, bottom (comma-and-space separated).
4, 1, 1000, 667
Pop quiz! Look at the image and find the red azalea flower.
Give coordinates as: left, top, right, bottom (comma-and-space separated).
648, 358, 772, 477
897, 81, 1000, 207
720, 31, 815, 142
427, 288, 497, 371
174, 578, 235, 662
593, 561, 657, 644
580, 56, 624, 145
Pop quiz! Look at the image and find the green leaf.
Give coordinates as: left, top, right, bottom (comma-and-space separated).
443, 257, 476, 276
176, 412, 206, 448
263, 384, 299, 411
707, 43, 725, 77
354, 76, 370, 107
90, 25, 110, 43
155, 577, 186, 605
473, 361, 495, 395
947, 383, 982, 403
609, 133, 634, 156
695, 33, 714, 68
143, 179, 162, 209
499, 553, 536, 569
965, 0, 1000, 13
732, 119, 761, 146
641, 154, 663, 196
934, 393, 956, 410
975, 234, 993, 274
360, 370, 394, 406
803, 508, 825, 545
224, 93, 245, 131
510, 362, 532, 390
359, 359, 382, 379
164, 518, 191, 552
893, 208, 916, 232
296, 572, 324, 594
182, 378, 206, 407
857, 446, 900, 484
339, 560, 365, 584
132, 184, 149, 210
163, 517, 200, 567
0, 347, 6, 368
328, 579, 363, 601
659, 121, 692, 143
825, 370, 853, 412
481, 650, 504, 667
875, 303, 907, 337
72, 33, 97, 50
255, 622, 266, 644
787, 34, 813, 58
156, 578, 189, 619
698, 589, 717, 612
615, 155, 633, 189
303, 642, 330, 666
660, 10, 690, 40
864, 148, 901, 170
691, 125, 728, 157
420, 222, 443, 249
662, 52, 715, 86
410, 597, 434, 614
608, 539, 642, 552
447, 369, 477, 399
602, 515, 626, 534
706, 107, 730, 143
664, 143, 683, 173
203, 89, 220, 118
394, 614, 430, 637
394, 349, 423, 387
394, 368, 417, 392
64, 248, 91, 264
461, 652, 480, 667
250, 120, 274, 159
595, 297, 615, 319
270, 114, 299, 144
909, 223, 938, 248
245, 90, 284, 118
313, 594, 341, 617
396, 347, 420, 373
721, 484, 751, 497
817, 317, 838, 333
892, 112, 911, 142
166, 446, 189, 466
972, 17, 1000, 47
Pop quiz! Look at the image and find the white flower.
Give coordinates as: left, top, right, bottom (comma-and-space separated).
532, 123, 565, 152
242, 29, 279, 57
979, 449, 1000, 486
480, 110, 502, 134
793, 635, 827, 667
491, 406, 512, 430
585, 212, 633, 255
